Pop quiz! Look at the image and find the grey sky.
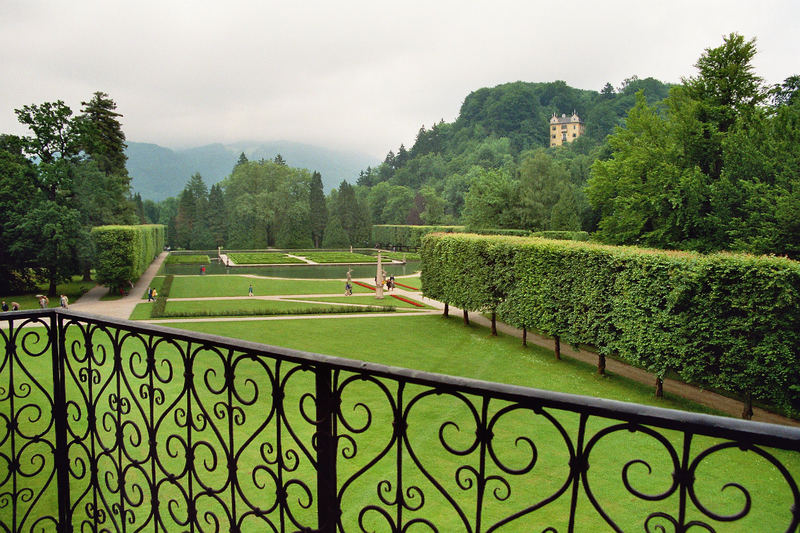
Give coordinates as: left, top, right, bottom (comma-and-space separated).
2, 0, 798, 158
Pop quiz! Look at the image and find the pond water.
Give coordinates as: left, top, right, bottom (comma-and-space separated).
163, 261, 421, 279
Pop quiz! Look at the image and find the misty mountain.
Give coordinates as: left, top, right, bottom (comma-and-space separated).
125, 141, 378, 201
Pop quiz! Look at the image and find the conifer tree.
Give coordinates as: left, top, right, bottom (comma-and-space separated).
309, 171, 327, 247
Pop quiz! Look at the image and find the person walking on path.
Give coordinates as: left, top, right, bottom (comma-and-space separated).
1, 301, 8, 312
248, 284, 254, 296
60, 295, 69, 308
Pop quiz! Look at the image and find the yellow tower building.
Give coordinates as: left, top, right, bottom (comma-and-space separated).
549, 111, 585, 147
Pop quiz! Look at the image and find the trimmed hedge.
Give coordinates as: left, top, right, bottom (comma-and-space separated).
421, 233, 800, 416
91, 225, 165, 290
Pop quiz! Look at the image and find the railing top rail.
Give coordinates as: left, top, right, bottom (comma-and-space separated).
3, 308, 799, 449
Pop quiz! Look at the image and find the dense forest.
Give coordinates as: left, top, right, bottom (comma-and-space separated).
2, 33, 798, 296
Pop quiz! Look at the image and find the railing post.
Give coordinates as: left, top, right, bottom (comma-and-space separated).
315, 366, 338, 532
52, 311, 71, 533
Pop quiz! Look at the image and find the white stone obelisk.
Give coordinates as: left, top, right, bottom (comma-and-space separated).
376, 253, 384, 299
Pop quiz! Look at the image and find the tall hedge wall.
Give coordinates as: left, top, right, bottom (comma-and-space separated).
421, 233, 800, 416
91, 225, 165, 289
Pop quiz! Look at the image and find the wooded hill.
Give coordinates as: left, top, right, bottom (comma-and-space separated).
355, 77, 671, 231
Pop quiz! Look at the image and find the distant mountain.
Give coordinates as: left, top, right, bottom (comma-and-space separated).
125, 141, 378, 201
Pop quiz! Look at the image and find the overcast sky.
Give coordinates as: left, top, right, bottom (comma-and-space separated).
2, 0, 799, 159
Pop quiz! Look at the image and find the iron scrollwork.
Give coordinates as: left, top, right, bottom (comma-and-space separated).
1, 309, 798, 532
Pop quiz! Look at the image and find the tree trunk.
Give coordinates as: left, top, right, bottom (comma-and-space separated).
443, 303, 449, 317
554, 335, 561, 360
598, 354, 606, 375
741, 392, 753, 420
490, 311, 497, 336
522, 327, 527, 347
655, 376, 663, 398
82, 266, 92, 282
48, 276, 57, 298
463, 309, 469, 326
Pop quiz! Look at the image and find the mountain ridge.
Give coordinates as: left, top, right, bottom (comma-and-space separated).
125, 140, 378, 201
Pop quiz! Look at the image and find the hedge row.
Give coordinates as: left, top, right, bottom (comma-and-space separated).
91, 225, 165, 290
421, 233, 800, 417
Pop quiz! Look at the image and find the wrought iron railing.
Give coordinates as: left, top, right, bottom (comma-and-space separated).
1, 309, 799, 532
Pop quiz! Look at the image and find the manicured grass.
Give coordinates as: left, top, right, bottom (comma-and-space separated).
167, 275, 372, 298
171, 315, 706, 411
130, 298, 396, 319
395, 274, 421, 288
293, 294, 432, 309
0, 276, 95, 310
298, 252, 378, 263
227, 253, 305, 264
165, 254, 211, 264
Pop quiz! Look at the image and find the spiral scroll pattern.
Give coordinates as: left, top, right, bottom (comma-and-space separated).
1, 310, 798, 532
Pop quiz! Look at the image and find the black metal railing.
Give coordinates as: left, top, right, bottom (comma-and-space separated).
1, 309, 799, 532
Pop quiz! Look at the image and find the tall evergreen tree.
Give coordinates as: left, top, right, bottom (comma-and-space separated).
78, 91, 128, 176
309, 171, 327, 247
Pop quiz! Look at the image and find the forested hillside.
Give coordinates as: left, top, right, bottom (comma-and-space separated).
354, 77, 670, 231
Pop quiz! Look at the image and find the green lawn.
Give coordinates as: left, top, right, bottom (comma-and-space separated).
130, 298, 398, 319
298, 251, 379, 263
167, 275, 372, 297
169, 314, 714, 411
299, 294, 431, 309
227, 252, 306, 264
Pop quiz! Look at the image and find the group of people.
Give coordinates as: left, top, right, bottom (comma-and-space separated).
0, 295, 67, 312
373, 273, 396, 291
1, 301, 20, 312
147, 287, 159, 301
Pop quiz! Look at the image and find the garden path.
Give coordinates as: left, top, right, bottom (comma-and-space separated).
70, 252, 168, 317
